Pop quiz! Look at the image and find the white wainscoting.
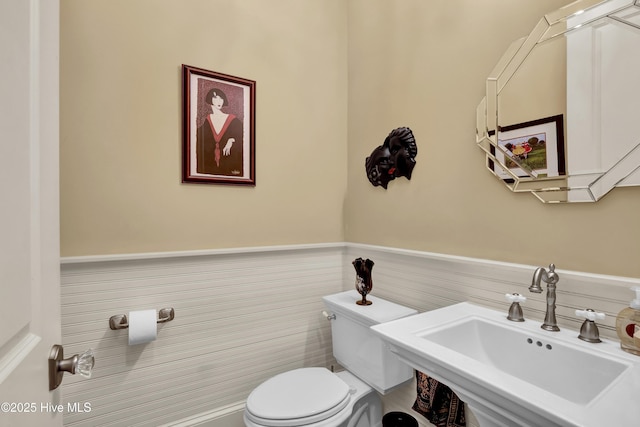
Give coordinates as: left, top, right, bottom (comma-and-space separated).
60, 243, 639, 427
60, 244, 344, 427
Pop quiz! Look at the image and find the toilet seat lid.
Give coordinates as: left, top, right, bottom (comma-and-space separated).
246, 367, 351, 426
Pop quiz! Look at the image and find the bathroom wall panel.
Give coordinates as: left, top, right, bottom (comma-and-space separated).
60, 244, 343, 427
61, 243, 638, 426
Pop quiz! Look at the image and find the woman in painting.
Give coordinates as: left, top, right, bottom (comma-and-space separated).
196, 88, 243, 176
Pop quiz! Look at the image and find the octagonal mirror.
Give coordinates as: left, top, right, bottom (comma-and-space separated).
477, 0, 640, 202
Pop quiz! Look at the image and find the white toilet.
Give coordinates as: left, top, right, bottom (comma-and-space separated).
244, 290, 417, 427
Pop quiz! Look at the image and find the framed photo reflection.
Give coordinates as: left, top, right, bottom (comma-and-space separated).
490, 114, 565, 182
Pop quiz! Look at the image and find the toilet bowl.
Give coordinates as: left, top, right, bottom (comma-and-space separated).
244, 368, 380, 427
243, 291, 417, 427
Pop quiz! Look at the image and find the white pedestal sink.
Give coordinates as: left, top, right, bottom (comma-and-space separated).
371, 302, 640, 427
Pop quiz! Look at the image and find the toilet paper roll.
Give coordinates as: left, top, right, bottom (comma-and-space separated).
128, 309, 158, 345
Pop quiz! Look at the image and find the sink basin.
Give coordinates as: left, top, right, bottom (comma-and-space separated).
422, 317, 627, 405
371, 302, 640, 427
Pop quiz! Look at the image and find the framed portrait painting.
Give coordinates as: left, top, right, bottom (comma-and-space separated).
489, 114, 566, 182
182, 65, 256, 185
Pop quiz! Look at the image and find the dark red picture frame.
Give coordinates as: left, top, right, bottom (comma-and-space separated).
182, 65, 255, 185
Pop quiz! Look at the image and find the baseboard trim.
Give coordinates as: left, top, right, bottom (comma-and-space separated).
158, 401, 246, 427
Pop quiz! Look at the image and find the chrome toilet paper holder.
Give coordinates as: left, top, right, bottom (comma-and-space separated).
109, 307, 175, 330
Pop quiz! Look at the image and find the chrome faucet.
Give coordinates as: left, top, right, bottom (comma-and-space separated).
529, 264, 560, 331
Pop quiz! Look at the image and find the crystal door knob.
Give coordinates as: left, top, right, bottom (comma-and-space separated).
49, 345, 95, 390
74, 348, 95, 378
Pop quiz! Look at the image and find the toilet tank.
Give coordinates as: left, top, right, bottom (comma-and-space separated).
323, 290, 417, 394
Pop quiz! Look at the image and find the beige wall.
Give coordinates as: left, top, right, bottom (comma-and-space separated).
345, 0, 640, 278
61, 0, 640, 278
60, 0, 348, 255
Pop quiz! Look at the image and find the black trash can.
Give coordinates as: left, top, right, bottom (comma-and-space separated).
382, 411, 418, 427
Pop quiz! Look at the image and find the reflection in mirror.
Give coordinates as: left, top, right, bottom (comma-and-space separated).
477, 0, 640, 202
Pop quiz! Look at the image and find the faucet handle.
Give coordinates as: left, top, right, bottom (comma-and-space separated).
575, 309, 605, 343
505, 293, 526, 322
505, 293, 526, 303
575, 309, 605, 322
